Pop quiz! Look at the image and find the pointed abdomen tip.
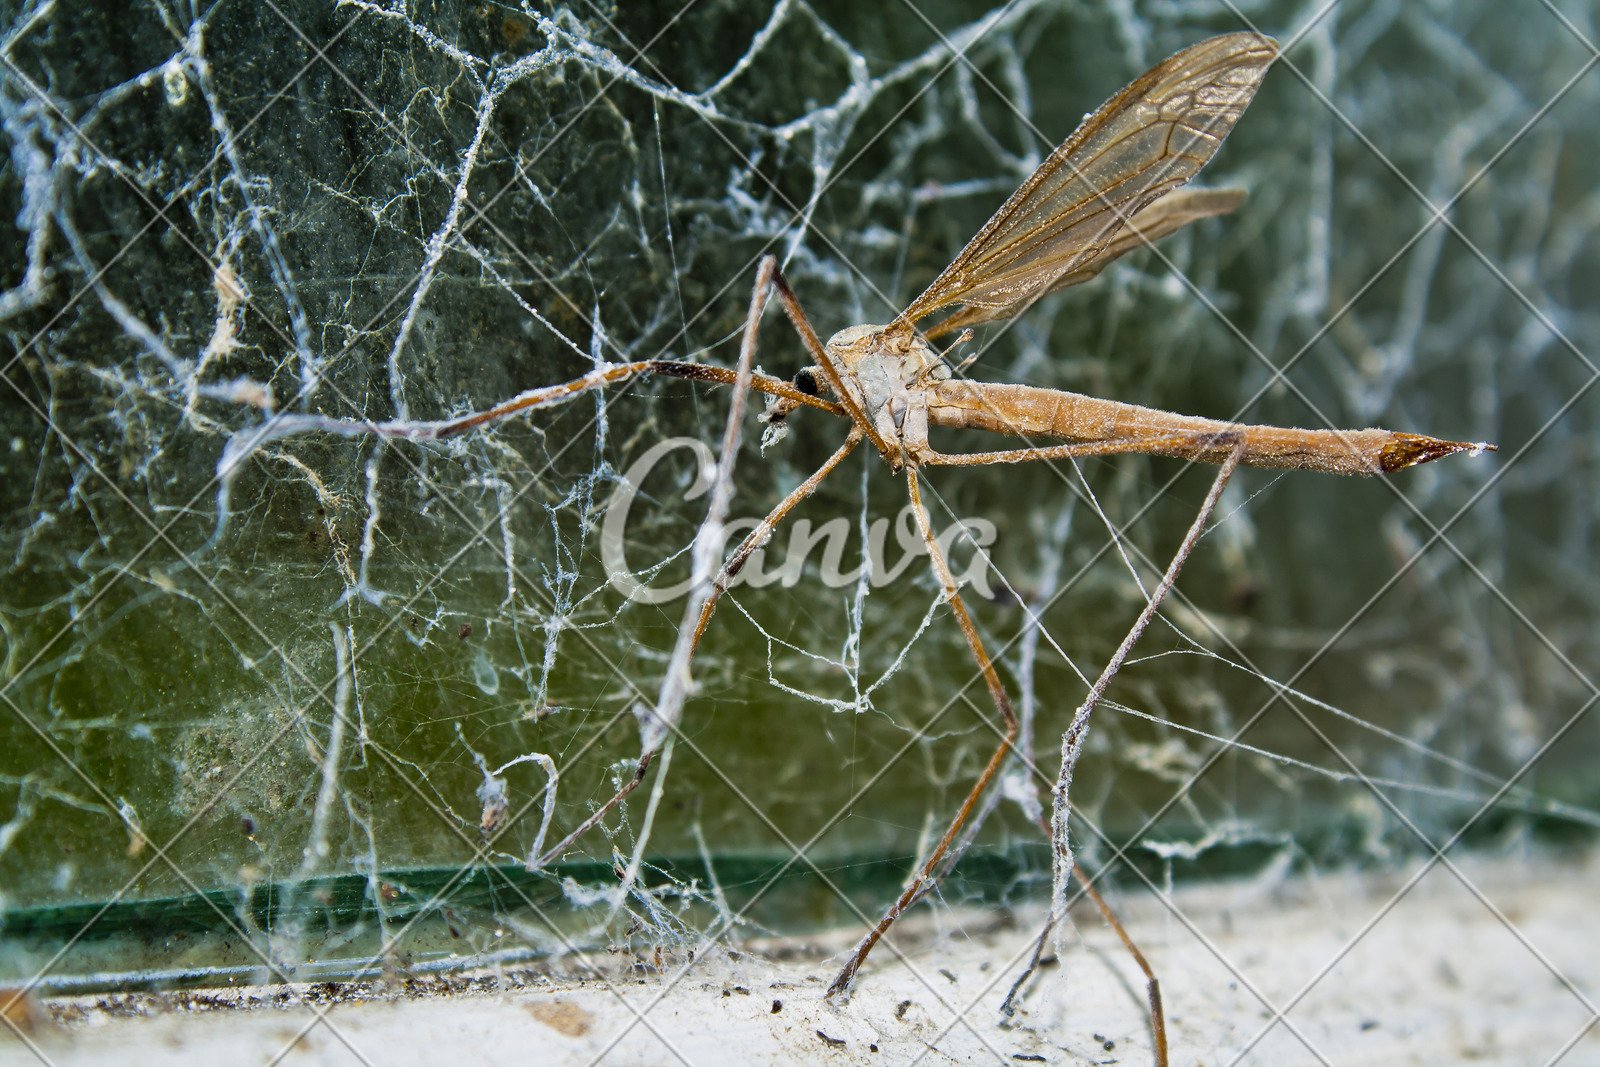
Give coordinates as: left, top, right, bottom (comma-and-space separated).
1380, 433, 1498, 472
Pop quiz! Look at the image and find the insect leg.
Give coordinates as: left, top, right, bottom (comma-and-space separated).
919, 429, 1245, 467
217, 362, 844, 497
693, 428, 863, 646
825, 466, 1018, 997
527, 266, 854, 874
225, 257, 862, 472
997, 862, 1166, 1067
763, 257, 893, 459
1074, 861, 1168, 1067
524, 431, 861, 871
1046, 440, 1245, 1067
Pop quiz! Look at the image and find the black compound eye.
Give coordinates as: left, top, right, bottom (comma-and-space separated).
793, 367, 819, 396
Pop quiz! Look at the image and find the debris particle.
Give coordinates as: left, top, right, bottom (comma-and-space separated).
0, 986, 47, 1037
525, 999, 593, 1038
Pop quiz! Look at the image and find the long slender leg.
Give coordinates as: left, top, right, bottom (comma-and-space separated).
531, 256, 776, 871
442, 359, 843, 438
824, 440, 1240, 994
825, 467, 1018, 997
999, 910, 1054, 1020
598, 253, 777, 894
997, 863, 1165, 1067
648, 360, 843, 419
528, 430, 863, 870
765, 259, 893, 459
920, 429, 1243, 468
221, 361, 847, 489
222, 259, 853, 479
227, 256, 861, 877
1039, 441, 1245, 1067
693, 428, 862, 645
528, 260, 857, 873
1072, 861, 1167, 1066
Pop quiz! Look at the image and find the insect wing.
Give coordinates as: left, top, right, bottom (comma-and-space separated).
920, 187, 1247, 340
899, 33, 1277, 334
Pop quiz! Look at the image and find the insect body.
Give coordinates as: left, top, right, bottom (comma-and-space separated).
224, 30, 1494, 1067
824, 324, 948, 470
824, 320, 1482, 474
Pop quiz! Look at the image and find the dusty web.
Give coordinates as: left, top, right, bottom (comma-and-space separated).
0, 0, 1595, 1013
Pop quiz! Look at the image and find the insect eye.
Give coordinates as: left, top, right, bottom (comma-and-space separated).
793, 368, 819, 396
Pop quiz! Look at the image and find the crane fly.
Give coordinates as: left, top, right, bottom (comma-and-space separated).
223, 30, 1493, 1067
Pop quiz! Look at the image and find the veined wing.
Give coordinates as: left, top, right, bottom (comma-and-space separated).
920, 187, 1245, 340
898, 32, 1277, 336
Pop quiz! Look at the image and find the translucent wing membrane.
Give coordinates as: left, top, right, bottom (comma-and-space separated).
919, 187, 1246, 340
899, 32, 1278, 336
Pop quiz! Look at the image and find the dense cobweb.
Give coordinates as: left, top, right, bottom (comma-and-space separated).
1, 0, 1596, 1005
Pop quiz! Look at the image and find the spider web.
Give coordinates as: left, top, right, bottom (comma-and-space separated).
1, 0, 1596, 1011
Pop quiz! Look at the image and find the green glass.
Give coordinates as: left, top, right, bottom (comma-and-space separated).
1, 0, 1594, 992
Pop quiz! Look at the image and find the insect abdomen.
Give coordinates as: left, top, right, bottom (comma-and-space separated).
927, 381, 1485, 475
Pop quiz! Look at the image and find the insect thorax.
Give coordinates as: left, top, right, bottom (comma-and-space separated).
825, 324, 951, 469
